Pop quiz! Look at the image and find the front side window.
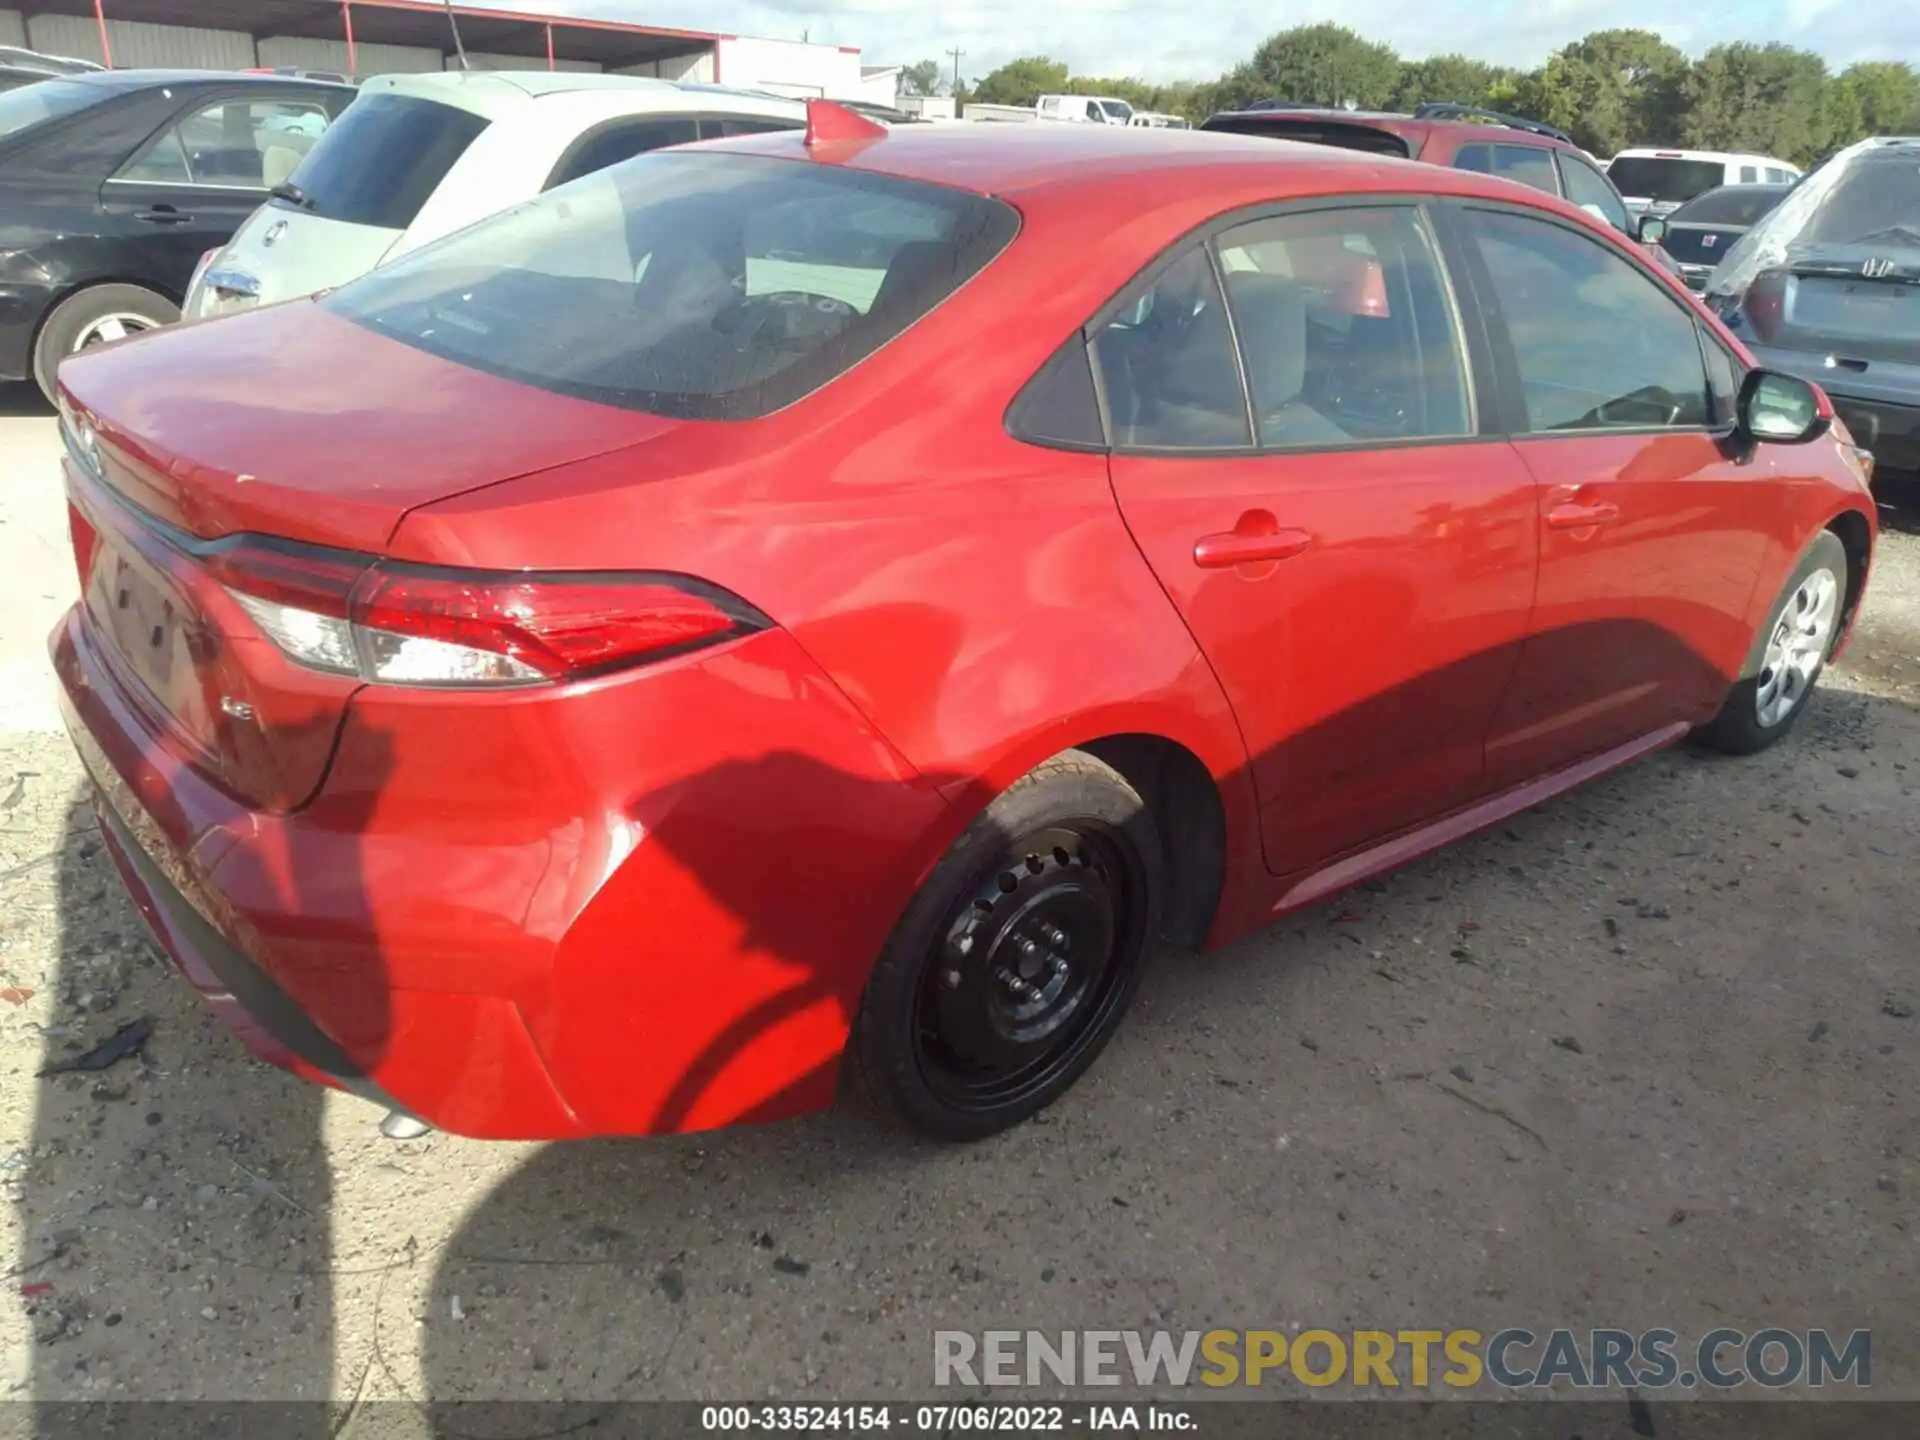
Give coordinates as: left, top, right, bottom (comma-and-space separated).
1467, 208, 1711, 432
1214, 206, 1472, 447
118, 97, 333, 188
1559, 155, 1630, 232
326, 151, 1018, 420
1765, 167, 1788, 183
1092, 247, 1250, 450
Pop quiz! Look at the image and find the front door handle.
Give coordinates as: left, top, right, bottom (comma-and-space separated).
135, 206, 193, 225
1193, 511, 1314, 568
1546, 500, 1621, 530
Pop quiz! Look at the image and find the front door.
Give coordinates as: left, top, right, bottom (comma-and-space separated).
1454, 203, 1778, 786
1102, 203, 1540, 878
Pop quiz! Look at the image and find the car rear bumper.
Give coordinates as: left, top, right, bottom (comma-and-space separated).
1746, 344, 1920, 474
0, 280, 54, 382
53, 603, 952, 1140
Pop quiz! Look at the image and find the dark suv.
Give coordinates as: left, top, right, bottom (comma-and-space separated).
1200, 102, 1674, 269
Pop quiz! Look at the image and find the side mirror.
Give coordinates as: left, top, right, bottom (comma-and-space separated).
1636, 214, 1668, 245
1737, 369, 1833, 445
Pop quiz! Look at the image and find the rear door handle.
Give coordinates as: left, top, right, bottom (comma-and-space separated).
1546, 500, 1620, 530
135, 206, 193, 225
1193, 512, 1314, 568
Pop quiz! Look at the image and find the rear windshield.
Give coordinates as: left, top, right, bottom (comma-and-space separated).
1200, 115, 1411, 158
0, 77, 111, 143
1798, 153, 1920, 247
280, 92, 489, 229
1605, 156, 1725, 203
1669, 185, 1789, 226
324, 150, 1020, 420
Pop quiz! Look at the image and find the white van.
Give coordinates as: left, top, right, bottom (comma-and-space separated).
1036, 93, 1133, 126
184, 71, 802, 321
1605, 148, 1802, 219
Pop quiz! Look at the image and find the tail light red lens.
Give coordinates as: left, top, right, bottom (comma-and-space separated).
199, 536, 765, 688
1742, 272, 1787, 342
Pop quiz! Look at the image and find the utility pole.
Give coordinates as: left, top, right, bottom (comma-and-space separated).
947, 47, 964, 95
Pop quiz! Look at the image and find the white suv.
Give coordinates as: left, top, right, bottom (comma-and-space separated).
185, 71, 802, 321
1605, 148, 1803, 220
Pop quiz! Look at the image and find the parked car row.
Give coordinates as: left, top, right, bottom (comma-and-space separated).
43, 99, 1882, 1143
0, 68, 806, 400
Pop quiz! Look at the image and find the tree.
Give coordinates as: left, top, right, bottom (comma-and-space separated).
1392, 54, 1507, 112
1214, 24, 1402, 112
898, 59, 943, 98
1830, 60, 1920, 139
1512, 29, 1686, 156
970, 55, 1070, 108
1683, 43, 1832, 165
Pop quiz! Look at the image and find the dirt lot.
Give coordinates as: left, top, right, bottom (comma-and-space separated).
2, 387, 1916, 1411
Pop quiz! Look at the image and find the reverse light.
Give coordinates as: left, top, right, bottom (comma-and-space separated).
202, 537, 765, 688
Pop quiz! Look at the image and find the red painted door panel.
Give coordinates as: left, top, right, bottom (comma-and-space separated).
1486, 432, 1772, 785
1111, 442, 1539, 876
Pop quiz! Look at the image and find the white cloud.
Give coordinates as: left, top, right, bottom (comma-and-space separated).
479, 0, 1920, 84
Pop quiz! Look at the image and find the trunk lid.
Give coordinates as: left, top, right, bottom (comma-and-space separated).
59, 298, 676, 553
1768, 248, 1920, 366
59, 299, 679, 811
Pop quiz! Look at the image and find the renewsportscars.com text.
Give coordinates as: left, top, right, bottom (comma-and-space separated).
934, 1327, 1870, 1390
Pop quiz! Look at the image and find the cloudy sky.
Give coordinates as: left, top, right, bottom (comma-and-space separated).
478, 0, 1920, 83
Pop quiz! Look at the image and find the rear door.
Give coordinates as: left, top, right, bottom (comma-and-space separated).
1102, 201, 1540, 879
99, 89, 340, 294
1452, 202, 1774, 784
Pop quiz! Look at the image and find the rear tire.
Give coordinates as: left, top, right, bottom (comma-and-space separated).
854, 751, 1162, 1141
33, 285, 179, 402
1695, 530, 1848, 755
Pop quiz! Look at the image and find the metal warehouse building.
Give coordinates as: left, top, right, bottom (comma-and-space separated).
0, 0, 894, 101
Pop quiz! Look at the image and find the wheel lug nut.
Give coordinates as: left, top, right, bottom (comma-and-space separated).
944, 969, 963, 989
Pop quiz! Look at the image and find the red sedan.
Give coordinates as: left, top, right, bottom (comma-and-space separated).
51, 109, 1876, 1142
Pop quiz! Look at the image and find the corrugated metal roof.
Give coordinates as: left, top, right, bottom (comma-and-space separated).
25, 1, 716, 68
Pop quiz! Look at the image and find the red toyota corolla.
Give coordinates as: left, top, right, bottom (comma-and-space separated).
51, 109, 1876, 1143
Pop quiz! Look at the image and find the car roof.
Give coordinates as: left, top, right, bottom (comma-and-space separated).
703, 121, 1603, 216
1610, 147, 1796, 165
65, 67, 355, 94
359, 68, 793, 119
1203, 106, 1578, 154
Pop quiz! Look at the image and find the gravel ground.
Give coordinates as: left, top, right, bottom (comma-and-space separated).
2, 430, 1917, 1411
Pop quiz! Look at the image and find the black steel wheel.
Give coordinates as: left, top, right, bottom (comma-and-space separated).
855, 752, 1161, 1140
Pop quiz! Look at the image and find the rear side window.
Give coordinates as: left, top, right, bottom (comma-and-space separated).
1214, 206, 1473, 447
1454, 143, 1556, 194
0, 77, 113, 142
1739, 164, 1758, 184
1093, 247, 1250, 450
546, 116, 698, 190
282, 92, 489, 229
325, 151, 1019, 420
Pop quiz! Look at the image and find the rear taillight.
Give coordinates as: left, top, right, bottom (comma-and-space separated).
186, 248, 220, 303
1741, 272, 1788, 341
202, 536, 765, 688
